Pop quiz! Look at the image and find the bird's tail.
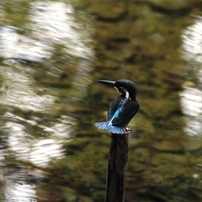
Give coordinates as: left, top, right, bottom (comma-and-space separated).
95, 122, 127, 134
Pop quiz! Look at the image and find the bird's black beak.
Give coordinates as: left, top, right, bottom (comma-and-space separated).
98, 80, 115, 86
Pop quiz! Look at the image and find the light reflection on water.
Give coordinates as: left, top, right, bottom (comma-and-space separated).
0, 26, 51, 62
31, 1, 94, 99
31, 2, 93, 57
180, 87, 202, 117
180, 87, 202, 136
182, 17, 202, 64
3, 167, 43, 202
0, 65, 55, 112
3, 119, 69, 167
5, 180, 36, 202
181, 16, 202, 137
0, 1, 93, 201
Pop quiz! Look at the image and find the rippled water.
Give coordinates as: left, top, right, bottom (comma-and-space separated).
0, 0, 202, 202
0, 1, 93, 201
181, 17, 202, 139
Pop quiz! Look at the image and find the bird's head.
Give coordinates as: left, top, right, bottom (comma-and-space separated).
98, 79, 137, 100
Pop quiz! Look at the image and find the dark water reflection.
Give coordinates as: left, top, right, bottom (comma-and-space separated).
0, 0, 202, 202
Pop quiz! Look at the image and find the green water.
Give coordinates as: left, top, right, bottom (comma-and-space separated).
0, 0, 202, 201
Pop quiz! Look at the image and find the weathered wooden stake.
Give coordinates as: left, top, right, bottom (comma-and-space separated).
105, 133, 129, 202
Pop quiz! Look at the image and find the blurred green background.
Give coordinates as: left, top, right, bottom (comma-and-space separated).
0, 0, 202, 201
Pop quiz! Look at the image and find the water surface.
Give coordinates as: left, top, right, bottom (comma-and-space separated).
0, 0, 202, 202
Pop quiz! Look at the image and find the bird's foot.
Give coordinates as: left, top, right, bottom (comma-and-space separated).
123, 127, 132, 134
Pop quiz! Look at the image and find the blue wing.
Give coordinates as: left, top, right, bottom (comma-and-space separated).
106, 96, 123, 122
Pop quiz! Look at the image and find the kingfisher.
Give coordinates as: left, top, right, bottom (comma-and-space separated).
95, 79, 139, 134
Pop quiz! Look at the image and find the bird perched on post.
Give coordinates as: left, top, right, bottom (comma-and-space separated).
95, 79, 139, 134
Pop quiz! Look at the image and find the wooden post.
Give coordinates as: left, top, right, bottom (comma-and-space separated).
105, 133, 129, 202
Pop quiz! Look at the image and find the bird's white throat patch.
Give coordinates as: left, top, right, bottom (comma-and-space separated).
114, 87, 129, 99
125, 91, 129, 99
